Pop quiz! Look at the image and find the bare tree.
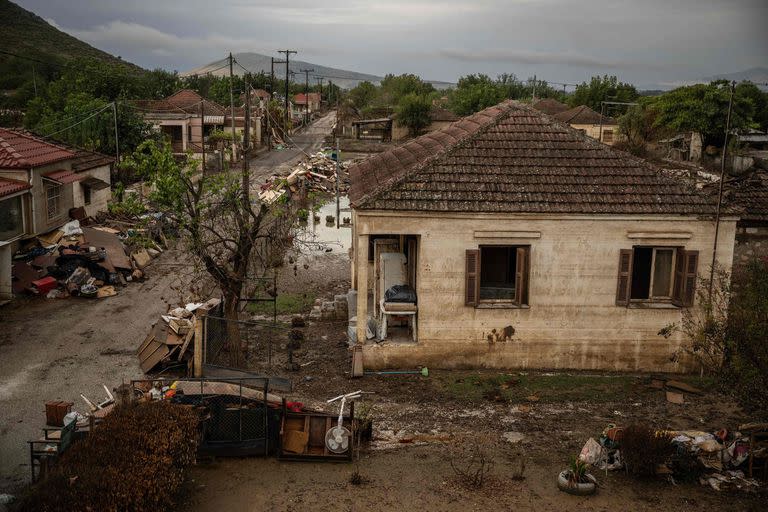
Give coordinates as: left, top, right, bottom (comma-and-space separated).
123, 140, 293, 366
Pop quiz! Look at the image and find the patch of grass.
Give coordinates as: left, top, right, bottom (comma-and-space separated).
436, 372, 636, 403
246, 292, 315, 316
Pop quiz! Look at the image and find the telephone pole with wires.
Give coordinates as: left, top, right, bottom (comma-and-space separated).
112, 101, 119, 181
300, 68, 314, 126
278, 50, 297, 134
708, 81, 736, 301
242, 83, 251, 204
228, 53, 237, 151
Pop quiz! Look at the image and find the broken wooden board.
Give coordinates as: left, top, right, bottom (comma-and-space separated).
665, 380, 703, 395
666, 391, 685, 404
38, 229, 64, 246
82, 227, 132, 271
138, 340, 170, 373
176, 319, 196, 361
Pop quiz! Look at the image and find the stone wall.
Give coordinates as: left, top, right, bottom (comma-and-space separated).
733, 224, 768, 270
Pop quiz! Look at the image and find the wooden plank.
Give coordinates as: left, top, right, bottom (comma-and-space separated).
139, 341, 169, 373
177, 318, 196, 361
82, 227, 132, 270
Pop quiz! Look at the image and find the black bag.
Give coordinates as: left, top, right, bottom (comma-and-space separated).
384, 284, 417, 303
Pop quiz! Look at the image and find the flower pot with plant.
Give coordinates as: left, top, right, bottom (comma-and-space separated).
557, 457, 597, 495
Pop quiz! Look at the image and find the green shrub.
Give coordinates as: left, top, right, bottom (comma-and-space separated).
21, 402, 199, 512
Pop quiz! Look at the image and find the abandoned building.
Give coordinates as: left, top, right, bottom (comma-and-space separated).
0, 129, 113, 301
554, 104, 619, 145
347, 100, 736, 372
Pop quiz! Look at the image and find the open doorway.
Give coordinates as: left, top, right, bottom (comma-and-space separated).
370, 235, 419, 343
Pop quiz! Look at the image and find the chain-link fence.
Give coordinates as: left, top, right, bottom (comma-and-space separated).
204, 314, 291, 373
130, 377, 280, 456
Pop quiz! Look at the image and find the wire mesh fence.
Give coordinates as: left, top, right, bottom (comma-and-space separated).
204, 314, 291, 372
130, 377, 277, 455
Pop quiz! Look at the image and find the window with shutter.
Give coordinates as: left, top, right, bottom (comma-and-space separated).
672, 249, 686, 306
465, 249, 480, 306
616, 249, 633, 306
515, 246, 530, 305
682, 251, 699, 307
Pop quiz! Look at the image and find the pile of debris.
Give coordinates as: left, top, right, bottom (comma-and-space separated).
577, 422, 767, 492
10, 219, 165, 299
137, 298, 221, 374
259, 151, 349, 205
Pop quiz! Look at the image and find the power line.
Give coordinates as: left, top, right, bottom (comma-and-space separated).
33, 104, 112, 132
44, 103, 113, 138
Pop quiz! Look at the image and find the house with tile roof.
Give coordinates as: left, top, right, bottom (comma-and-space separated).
554, 104, 619, 144
346, 100, 738, 372
532, 98, 570, 116
0, 129, 113, 300
131, 89, 262, 162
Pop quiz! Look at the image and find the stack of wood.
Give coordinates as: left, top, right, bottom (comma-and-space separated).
137, 300, 220, 374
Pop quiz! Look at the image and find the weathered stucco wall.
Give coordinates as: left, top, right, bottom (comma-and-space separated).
71, 165, 112, 218
353, 211, 737, 372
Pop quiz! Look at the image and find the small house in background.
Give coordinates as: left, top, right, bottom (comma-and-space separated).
532, 98, 570, 116
554, 105, 619, 144
659, 132, 704, 163
294, 92, 322, 119
347, 101, 736, 373
391, 108, 459, 142
133, 89, 262, 161
0, 129, 113, 301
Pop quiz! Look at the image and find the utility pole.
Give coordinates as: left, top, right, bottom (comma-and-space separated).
532, 74, 537, 102
242, 83, 251, 205
708, 81, 736, 301
300, 68, 314, 126
278, 50, 297, 134
228, 52, 237, 151
200, 99, 206, 175
112, 101, 120, 183
335, 134, 340, 229
315, 77, 324, 104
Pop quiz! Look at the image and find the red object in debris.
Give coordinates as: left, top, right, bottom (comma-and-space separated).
286, 401, 304, 412
32, 276, 58, 295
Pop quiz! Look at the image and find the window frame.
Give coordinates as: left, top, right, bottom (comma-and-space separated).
602, 129, 614, 143
0, 194, 25, 240
45, 181, 62, 220
630, 246, 677, 303
473, 244, 530, 308
82, 184, 92, 206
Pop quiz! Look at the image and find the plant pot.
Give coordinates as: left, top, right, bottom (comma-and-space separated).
557, 470, 597, 496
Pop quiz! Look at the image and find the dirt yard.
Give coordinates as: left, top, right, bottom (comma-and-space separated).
177, 312, 765, 511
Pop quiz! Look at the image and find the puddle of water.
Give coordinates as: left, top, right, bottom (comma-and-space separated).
295, 196, 351, 255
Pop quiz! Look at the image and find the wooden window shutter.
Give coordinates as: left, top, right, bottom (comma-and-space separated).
515, 246, 530, 305
672, 248, 686, 306
682, 250, 699, 307
615, 249, 633, 306
465, 249, 480, 306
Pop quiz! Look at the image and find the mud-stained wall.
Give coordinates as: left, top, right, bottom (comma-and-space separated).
733, 224, 768, 271
353, 211, 737, 372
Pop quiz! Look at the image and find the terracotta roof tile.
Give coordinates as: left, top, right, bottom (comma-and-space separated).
0, 129, 76, 169
42, 169, 85, 184
349, 100, 719, 216
533, 98, 570, 115
0, 177, 32, 198
554, 105, 616, 125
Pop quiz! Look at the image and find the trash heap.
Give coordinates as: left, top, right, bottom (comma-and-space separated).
137, 298, 221, 374
577, 422, 766, 492
10, 213, 171, 300
259, 151, 349, 205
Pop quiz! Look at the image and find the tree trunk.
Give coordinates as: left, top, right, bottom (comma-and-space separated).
223, 289, 243, 368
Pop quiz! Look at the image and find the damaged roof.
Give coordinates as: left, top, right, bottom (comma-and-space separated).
348, 100, 720, 216
0, 129, 76, 169
554, 105, 617, 126
532, 98, 570, 115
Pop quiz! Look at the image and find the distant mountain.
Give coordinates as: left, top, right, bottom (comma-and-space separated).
183, 52, 454, 90
702, 67, 768, 86
0, 0, 141, 70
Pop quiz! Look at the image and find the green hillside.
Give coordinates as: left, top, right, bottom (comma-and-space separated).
0, 0, 142, 108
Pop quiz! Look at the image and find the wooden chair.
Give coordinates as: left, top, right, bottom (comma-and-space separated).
28, 420, 77, 482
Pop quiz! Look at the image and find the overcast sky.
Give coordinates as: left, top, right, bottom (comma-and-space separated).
16, 0, 768, 89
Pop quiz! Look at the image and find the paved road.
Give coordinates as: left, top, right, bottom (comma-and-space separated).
249, 111, 336, 184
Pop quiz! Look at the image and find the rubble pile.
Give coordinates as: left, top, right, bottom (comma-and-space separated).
10, 214, 169, 300
577, 422, 767, 492
259, 150, 349, 205
137, 298, 221, 374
